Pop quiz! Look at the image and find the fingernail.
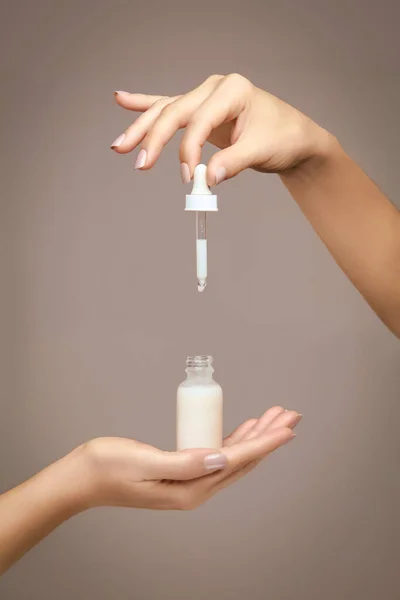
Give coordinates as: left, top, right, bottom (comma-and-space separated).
284, 433, 296, 445
134, 149, 147, 169
204, 453, 228, 471
110, 133, 126, 149
293, 414, 303, 427
180, 163, 191, 184
215, 167, 226, 185
114, 90, 129, 96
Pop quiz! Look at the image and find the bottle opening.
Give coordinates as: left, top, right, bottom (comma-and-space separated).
186, 355, 213, 368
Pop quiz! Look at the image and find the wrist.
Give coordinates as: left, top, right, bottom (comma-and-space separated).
282, 127, 343, 185
42, 445, 96, 517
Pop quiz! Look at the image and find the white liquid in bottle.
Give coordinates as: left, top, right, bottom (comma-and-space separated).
177, 355, 223, 450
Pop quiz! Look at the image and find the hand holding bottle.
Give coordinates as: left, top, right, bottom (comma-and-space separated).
81, 406, 299, 509
0, 407, 301, 574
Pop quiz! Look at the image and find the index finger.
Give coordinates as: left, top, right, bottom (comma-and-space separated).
114, 91, 168, 112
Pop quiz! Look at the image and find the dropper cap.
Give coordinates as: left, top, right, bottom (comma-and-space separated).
185, 164, 218, 211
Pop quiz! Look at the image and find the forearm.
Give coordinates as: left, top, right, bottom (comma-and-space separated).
281, 138, 400, 336
0, 446, 91, 575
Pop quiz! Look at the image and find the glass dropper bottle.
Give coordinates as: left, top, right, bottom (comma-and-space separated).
185, 164, 218, 292
176, 355, 223, 450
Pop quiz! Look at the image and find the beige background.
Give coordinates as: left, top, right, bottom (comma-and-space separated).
1, 0, 399, 598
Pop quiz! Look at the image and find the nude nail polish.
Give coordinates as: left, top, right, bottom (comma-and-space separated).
134, 149, 147, 169
180, 163, 191, 184
293, 414, 303, 427
215, 167, 226, 185
110, 133, 125, 149
204, 453, 228, 470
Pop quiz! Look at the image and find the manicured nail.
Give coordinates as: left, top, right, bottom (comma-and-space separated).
110, 133, 126, 149
134, 149, 147, 169
114, 90, 129, 96
180, 163, 191, 184
204, 453, 228, 471
215, 166, 226, 185
293, 414, 303, 426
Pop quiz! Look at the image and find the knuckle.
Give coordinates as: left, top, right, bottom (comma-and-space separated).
153, 98, 166, 108
160, 102, 177, 118
226, 73, 253, 91
272, 405, 285, 413
205, 74, 224, 85
226, 72, 244, 82
152, 97, 169, 112
158, 101, 184, 130
186, 111, 208, 133
185, 115, 198, 131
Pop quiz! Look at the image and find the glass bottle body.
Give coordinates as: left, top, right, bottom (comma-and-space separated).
177, 356, 223, 450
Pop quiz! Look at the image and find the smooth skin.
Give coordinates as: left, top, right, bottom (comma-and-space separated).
112, 73, 400, 337
0, 407, 300, 575
4, 70, 399, 575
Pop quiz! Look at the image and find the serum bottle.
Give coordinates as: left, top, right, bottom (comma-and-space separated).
177, 355, 223, 450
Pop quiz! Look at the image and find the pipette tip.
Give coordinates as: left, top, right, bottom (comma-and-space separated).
197, 278, 207, 292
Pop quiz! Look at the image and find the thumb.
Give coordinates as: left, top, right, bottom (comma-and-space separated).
145, 448, 228, 481
207, 139, 256, 186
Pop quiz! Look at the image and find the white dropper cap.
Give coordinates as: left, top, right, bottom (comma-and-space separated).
185, 164, 218, 211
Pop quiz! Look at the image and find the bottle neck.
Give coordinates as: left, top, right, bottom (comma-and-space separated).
185, 366, 214, 383
184, 356, 214, 383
